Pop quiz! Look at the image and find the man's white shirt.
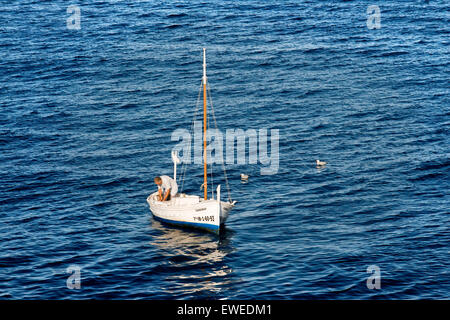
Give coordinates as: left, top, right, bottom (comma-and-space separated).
158, 175, 178, 196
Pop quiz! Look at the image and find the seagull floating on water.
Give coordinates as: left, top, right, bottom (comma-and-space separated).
240, 173, 249, 181
316, 159, 327, 166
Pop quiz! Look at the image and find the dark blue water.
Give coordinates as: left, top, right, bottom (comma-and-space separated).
0, 0, 449, 299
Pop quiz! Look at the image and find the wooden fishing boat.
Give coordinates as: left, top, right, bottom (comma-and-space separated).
147, 49, 235, 234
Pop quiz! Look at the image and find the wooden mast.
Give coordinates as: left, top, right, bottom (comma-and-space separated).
202, 48, 207, 200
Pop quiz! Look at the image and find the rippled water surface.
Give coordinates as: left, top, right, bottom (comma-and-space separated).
0, 0, 449, 299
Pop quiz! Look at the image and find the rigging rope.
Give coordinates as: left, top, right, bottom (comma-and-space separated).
179, 80, 233, 203
179, 82, 202, 193
208, 108, 214, 199
207, 83, 233, 202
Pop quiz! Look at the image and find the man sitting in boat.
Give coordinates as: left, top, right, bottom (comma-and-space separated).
154, 175, 178, 201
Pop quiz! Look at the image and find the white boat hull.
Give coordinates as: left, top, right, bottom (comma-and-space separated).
147, 192, 234, 234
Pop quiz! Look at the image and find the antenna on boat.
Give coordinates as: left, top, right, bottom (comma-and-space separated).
202, 48, 208, 200
171, 150, 181, 182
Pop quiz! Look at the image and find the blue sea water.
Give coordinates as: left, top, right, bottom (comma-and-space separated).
0, 0, 449, 299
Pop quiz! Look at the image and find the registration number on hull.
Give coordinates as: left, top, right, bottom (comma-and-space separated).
193, 215, 215, 222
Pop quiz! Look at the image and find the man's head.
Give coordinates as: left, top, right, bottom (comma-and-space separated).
154, 176, 162, 185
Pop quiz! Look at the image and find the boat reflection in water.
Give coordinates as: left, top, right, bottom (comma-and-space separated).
149, 220, 236, 298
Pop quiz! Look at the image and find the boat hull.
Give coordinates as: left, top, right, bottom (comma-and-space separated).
147, 192, 233, 234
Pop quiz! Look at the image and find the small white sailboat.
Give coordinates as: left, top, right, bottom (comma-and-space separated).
147, 49, 235, 234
